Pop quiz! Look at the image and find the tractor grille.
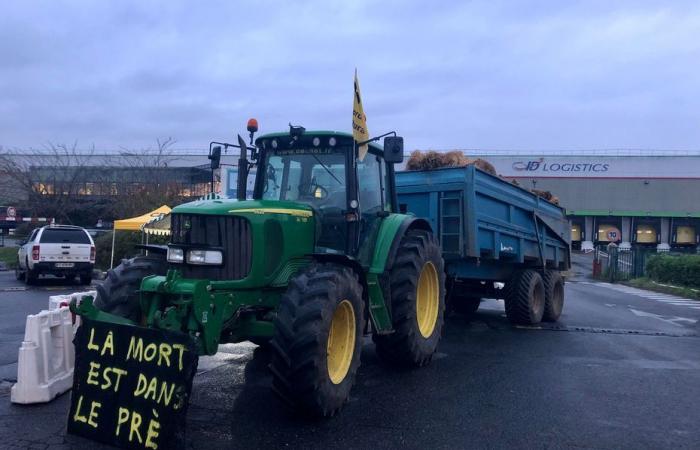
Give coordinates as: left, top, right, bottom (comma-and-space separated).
171, 214, 252, 280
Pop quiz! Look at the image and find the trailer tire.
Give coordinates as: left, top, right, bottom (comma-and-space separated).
542, 270, 565, 322
269, 263, 363, 418
93, 255, 168, 322
504, 269, 545, 325
373, 229, 445, 367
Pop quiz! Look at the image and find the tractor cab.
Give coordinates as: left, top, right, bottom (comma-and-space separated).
251, 128, 403, 260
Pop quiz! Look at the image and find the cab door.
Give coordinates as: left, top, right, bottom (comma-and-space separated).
355, 152, 388, 264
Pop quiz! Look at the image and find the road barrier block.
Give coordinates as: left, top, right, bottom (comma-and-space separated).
49, 290, 94, 329
11, 307, 75, 404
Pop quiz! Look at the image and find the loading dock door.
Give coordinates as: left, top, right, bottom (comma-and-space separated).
597, 224, 620, 242
571, 224, 582, 242
676, 226, 696, 244
636, 224, 658, 244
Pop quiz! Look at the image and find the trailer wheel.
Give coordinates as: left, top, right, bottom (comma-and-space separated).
542, 271, 565, 322
269, 263, 363, 418
373, 229, 445, 367
504, 269, 545, 325
94, 255, 168, 322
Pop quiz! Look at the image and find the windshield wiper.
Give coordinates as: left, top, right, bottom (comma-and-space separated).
310, 153, 342, 185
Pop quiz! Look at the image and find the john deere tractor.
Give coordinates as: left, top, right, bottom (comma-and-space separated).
78, 124, 445, 417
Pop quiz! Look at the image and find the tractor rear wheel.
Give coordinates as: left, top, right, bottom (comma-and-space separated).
373, 229, 445, 367
94, 255, 168, 322
504, 269, 545, 325
542, 270, 565, 322
269, 263, 363, 417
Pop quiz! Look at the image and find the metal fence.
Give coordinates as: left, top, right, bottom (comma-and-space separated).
594, 246, 658, 282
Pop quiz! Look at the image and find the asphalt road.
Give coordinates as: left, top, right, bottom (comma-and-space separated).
1, 269, 699, 449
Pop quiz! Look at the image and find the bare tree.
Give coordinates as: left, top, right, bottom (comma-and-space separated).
0, 142, 96, 224
108, 137, 188, 218
0, 138, 209, 225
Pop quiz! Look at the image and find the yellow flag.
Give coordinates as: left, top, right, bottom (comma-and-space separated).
352, 69, 369, 160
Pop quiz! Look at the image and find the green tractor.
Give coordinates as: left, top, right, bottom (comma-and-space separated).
77, 124, 445, 417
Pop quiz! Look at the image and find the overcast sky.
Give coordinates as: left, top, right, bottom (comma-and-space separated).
1, 1, 699, 152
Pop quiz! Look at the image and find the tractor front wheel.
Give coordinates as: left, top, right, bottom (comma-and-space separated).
94, 255, 168, 322
373, 229, 446, 367
269, 263, 363, 417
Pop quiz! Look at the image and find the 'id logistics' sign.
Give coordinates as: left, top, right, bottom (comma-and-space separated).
67, 319, 198, 449
474, 155, 700, 179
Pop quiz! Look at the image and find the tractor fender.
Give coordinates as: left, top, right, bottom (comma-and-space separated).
309, 253, 367, 289
369, 215, 432, 275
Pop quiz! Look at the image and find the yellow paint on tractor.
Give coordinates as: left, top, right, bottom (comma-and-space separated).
230, 208, 313, 218
326, 300, 356, 384
416, 262, 439, 338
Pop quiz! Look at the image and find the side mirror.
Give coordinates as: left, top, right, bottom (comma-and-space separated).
383, 136, 404, 164
209, 146, 222, 170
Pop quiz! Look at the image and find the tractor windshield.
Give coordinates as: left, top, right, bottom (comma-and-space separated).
260, 148, 347, 209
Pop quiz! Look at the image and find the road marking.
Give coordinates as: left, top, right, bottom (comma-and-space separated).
628, 308, 697, 327
577, 281, 700, 311
0, 286, 27, 292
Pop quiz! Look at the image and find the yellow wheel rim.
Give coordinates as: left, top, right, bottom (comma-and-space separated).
416, 261, 439, 338
327, 299, 356, 384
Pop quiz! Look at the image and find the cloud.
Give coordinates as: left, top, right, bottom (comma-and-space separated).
0, 0, 699, 152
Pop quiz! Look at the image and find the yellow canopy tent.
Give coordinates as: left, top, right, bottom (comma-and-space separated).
110, 205, 171, 268
142, 212, 171, 236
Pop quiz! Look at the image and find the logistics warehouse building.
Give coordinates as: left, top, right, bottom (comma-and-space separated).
473, 152, 700, 251
2, 147, 699, 252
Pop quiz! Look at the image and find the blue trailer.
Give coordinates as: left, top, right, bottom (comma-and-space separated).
396, 165, 571, 324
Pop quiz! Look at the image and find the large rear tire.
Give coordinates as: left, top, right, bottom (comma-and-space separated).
504, 269, 545, 325
373, 229, 445, 367
542, 270, 565, 322
269, 263, 363, 418
94, 255, 168, 322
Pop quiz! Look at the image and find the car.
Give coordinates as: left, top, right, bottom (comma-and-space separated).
16, 224, 95, 285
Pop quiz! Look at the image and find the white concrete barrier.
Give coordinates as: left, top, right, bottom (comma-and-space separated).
11, 307, 75, 404
49, 290, 96, 311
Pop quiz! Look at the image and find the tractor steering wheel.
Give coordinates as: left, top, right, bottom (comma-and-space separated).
298, 182, 329, 200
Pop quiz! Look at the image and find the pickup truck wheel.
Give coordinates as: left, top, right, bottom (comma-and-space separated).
373, 229, 445, 367
269, 263, 363, 418
94, 255, 168, 322
504, 270, 545, 325
542, 271, 565, 322
25, 262, 38, 285
15, 259, 25, 281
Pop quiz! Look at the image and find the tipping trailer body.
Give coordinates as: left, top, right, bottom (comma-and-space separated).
396, 165, 570, 283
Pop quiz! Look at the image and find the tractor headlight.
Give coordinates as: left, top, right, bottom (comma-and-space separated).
187, 249, 223, 265
167, 247, 184, 263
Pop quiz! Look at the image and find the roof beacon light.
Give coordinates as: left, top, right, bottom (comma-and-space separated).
247, 118, 259, 145
247, 118, 258, 133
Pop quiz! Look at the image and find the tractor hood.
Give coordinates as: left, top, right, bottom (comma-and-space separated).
172, 199, 314, 218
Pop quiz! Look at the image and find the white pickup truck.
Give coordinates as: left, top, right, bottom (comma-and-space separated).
16, 225, 95, 285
